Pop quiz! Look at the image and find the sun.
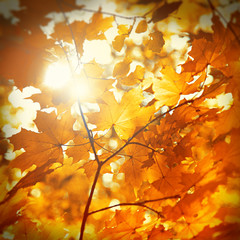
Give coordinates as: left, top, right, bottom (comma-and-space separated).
44, 60, 91, 100
44, 61, 72, 89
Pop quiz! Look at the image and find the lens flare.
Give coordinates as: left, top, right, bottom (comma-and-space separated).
44, 61, 72, 89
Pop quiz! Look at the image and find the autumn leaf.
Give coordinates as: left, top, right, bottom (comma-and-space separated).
152, 66, 190, 108
149, 2, 182, 23
112, 35, 126, 52
9, 111, 75, 171
120, 141, 152, 188
0, 39, 44, 90
120, 65, 145, 86
100, 208, 145, 240
65, 135, 91, 163
52, 20, 87, 52
113, 57, 132, 78
172, 197, 221, 239
135, 20, 148, 33
147, 154, 184, 195
147, 225, 173, 240
0, 189, 27, 232
145, 31, 165, 53
87, 87, 155, 139
182, 15, 235, 74
86, 12, 114, 40
1, 1, 240, 240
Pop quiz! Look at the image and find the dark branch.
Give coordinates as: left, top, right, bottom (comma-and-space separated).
89, 194, 180, 216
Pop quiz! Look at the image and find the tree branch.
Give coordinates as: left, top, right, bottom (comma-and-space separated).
127, 142, 157, 152
60, 0, 145, 20
89, 194, 180, 216
102, 99, 194, 165
79, 163, 102, 240
57, 0, 100, 164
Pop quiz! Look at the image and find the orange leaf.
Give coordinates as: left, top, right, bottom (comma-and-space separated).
146, 31, 165, 53
120, 65, 145, 85
182, 16, 233, 73
113, 35, 126, 52
87, 87, 155, 139
100, 208, 145, 240
153, 66, 186, 108
113, 57, 132, 78
120, 141, 152, 188
150, 2, 182, 23
135, 20, 148, 33
0, 189, 27, 232
9, 111, 75, 171
86, 12, 114, 40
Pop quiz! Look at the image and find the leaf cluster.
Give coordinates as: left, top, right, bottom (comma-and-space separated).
0, 0, 240, 239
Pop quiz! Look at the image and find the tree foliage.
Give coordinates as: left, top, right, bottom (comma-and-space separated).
0, 0, 240, 239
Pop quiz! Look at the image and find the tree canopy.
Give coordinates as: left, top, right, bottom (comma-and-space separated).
0, 0, 240, 239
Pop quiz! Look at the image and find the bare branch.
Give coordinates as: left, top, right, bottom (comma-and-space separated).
59, 0, 145, 20
89, 194, 180, 216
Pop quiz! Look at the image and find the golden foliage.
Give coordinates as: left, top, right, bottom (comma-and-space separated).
0, 0, 239, 239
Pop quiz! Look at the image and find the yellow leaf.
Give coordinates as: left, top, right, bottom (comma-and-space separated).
113, 57, 132, 78
113, 35, 126, 52
146, 31, 165, 53
135, 20, 148, 33
87, 87, 155, 139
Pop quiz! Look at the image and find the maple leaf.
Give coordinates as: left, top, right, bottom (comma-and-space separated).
120, 65, 145, 86
0, 39, 44, 90
120, 141, 152, 188
147, 154, 184, 195
0, 189, 27, 232
87, 87, 155, 139
9, 111, 75, 171
100, 208, 145, 240
86, 12, 114, 40
173, 197, 221, 239
145, 31, 165, 53
147, 225, 173, 240
65, 135, 91, 163
182, 15, 234, 74
152, 66, 192, 108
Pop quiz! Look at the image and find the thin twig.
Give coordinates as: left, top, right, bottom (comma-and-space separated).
128, 142, 157, 152
102, 99, 194, 165
60, 0, 145, 20
89, 194, 180, 216
57, 0, 100, 164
